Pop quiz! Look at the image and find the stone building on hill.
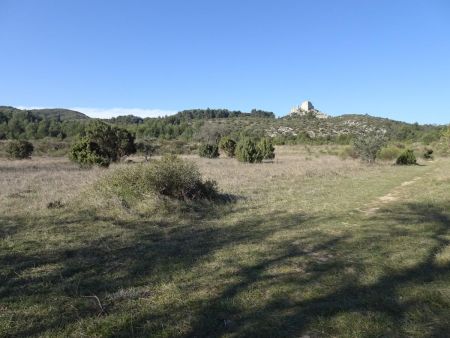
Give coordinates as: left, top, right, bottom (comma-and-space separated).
290, 100, 329, 119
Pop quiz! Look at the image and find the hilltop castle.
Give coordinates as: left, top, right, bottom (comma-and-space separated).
289, 100, 329, 119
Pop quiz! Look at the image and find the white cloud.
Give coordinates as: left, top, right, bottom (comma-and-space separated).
16, 106, 46, 110
17, 106, 177, 118
70, 107, 177, 119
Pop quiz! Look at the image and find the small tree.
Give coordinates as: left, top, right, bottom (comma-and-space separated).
69, 121, 136, 167
219, 136, 236, 157
69, 137, 110, 167
257, 138, 275, 160
115, 127, 136, 159
396, 149, 417, 165
353, 132, 386, 163
198, 143, 219, 158
136, 139, 156, 161
84, 121, 136, 162
6, 140, 34, 159
235, 138, 263, 163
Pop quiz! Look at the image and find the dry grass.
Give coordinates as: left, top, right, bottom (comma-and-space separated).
0, 146, 367, 214
0, 146, 449, 337
0, 157, 102, 215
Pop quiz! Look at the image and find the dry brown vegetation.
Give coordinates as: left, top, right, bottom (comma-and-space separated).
0, 158, 100, 215
1, 146, 368, 214
1, 146, 449, 337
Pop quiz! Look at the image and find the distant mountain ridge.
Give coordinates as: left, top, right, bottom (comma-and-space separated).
1, 105, 443, 126
0, 105, 444, 144
0, 106, 89, 121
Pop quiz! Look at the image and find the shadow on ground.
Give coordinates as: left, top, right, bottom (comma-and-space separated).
1, 201, 449, 337
181, 202, 450, 337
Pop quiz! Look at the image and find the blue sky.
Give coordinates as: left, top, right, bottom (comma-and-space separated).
1, 0, 449, 123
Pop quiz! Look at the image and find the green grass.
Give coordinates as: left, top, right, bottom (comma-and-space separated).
0, 151, 449, 337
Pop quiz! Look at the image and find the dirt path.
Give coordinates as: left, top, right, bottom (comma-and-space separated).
360, 176, 423, 215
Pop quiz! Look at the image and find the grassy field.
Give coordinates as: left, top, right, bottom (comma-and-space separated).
0, 146, 449, 337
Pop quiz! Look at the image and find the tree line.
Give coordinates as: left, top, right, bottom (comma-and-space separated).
0, 107, 445, 148
0, 108, 275, 141
0, 110, 85, 140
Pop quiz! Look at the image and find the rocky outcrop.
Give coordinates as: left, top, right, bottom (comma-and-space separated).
290, 100, 329, 119
300, 101, 314, 112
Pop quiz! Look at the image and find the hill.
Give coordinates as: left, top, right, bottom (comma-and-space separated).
29, 108, 89, 120
131, 109, 443, 145
0, 106, 89, 140
268, 113, 441, 141
0, 105, 445, 146
0, 106, 89, 121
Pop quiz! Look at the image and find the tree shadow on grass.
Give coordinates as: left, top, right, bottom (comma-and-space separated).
0, 203, 311, 337
176, 202, 450, 337
1, 201, 449, 337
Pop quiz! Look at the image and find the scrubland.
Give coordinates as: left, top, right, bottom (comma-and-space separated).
0, 146, 449, 337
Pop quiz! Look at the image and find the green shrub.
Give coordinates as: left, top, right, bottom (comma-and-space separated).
377, 146, 402, 161
353, 132, 386, 163
114, 127, 137, 158
99, 155, 219, 202
396, 149, 417, 165
6, 140, 34, 159
218, 136, 236, 157
423, 148, 434, 160
257, 138, 275, 160
148, 155, 218, 199
69, 121, 136, 167
69, 137, 111, 167
136, 139, 156, 161
198, 143, 219, 158
235, 138, 263, 163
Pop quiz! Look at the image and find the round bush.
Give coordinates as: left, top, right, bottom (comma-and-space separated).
6, 140, 34, 159
69, 137, 111, 167
146, 155, 214, 199
257, 138, 275, 160
99, 155, 219, 203
69, 121, 136, 167
396, 149, 417, 165
218, 136, 236, 157
198, 143, 219, 158
235, 138, 263, 163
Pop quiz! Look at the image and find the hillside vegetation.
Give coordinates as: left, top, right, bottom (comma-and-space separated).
0, 106, 88, 140
0, 106, 88, 121
0, 107, 444, 150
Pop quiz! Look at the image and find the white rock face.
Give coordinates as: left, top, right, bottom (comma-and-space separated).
300, 101, 314, 112
289, 100, 328, 119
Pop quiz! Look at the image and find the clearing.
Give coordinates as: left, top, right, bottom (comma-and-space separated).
0, 146, 449, 337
